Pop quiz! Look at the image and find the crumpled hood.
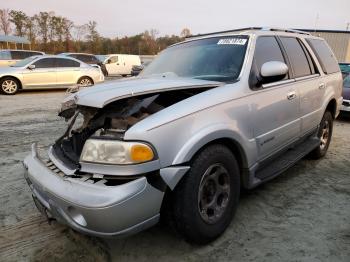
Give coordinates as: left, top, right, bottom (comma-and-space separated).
72, 76, 222, 108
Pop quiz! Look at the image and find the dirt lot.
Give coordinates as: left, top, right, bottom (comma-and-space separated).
0, 90, 349, 262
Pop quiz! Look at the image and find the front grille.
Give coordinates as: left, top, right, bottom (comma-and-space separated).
45, 160, 65, 177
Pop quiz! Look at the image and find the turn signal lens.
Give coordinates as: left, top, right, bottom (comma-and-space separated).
130, 144, 154, 162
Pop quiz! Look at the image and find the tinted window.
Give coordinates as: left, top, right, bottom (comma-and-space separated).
29, 51, 43, 57
56, 58, 80, 67
10, 51, 27, 60
75, 55, 90, 63
255, 36, 286, 71
0, 50, 11, 60
33, 58, 56, 68
306, 39, 339, 74
280, 37, 311, 78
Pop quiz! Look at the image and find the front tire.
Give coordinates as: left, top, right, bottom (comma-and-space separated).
309, 111, 333, 159
171, 144, 240, 244
1, 77, 19, 95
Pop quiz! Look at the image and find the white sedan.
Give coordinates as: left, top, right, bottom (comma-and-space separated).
0, 55, 104, 95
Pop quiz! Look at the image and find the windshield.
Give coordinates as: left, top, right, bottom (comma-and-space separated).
11, 56, 37, 67
141, 35, 249, 82
96, 55, 107, 63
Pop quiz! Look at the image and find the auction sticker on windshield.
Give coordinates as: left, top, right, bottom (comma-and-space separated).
217, 38, 247, 45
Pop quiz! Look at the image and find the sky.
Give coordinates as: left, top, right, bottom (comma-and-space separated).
1, 0, 350, 37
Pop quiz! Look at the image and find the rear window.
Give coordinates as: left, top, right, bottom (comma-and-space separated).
306, 39, 340, 74
0, 50, 11, 60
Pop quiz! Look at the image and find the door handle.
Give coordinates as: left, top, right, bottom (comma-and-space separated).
319, 83, 326, 89
287, 91, 297, 100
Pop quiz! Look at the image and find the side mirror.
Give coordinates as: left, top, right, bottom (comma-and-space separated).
107, 59, 112, 64
28, 64, 35, 70
260, 61, 288, 80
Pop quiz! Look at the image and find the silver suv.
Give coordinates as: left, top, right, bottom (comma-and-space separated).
23, 28, 343, 244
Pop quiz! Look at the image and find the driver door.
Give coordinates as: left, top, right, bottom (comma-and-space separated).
105, 56, 120, 75
251, 36, 301, 160
22, 58, 57, 88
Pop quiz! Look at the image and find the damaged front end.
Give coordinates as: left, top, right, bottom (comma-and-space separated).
53, 86, 214, 177
23, 80, 219, 237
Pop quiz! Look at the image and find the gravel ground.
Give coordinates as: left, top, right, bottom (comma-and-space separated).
0, 90, 349, 262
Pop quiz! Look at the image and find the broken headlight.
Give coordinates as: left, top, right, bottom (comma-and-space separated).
80, 139, 155, 165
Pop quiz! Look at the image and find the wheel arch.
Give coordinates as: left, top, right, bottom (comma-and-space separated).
325, 98, 337, 119
77, 75, 94, 85
0, 75, 23, 89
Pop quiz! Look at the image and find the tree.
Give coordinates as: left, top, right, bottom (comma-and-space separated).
25, 16, 37, 47
0, 9, 11, 35
86, 21, 101, 53
35, 12, 51, 49
9, 10, 28, 37
72, 24, 88, 52
180, 28, 191, 38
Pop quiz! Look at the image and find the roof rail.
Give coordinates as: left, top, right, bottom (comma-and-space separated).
186, 27, 311, 39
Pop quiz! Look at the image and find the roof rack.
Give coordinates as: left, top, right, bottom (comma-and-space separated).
186, 27, 311, 39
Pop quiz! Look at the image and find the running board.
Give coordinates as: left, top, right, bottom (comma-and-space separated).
255, 136, 320, 182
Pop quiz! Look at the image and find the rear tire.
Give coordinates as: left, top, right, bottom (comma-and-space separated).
309, 111, 333, 159
1, 77, 19, 95
77, 76, 93, 87
171, 144, 240, 244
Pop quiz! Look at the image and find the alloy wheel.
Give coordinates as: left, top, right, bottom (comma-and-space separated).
2, 80, 18, 94
79, 78, 92, 86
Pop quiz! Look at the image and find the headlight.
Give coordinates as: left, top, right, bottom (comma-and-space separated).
80, 139, 155, 165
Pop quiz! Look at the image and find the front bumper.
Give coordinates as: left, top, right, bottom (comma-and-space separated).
23, 144, 164, 238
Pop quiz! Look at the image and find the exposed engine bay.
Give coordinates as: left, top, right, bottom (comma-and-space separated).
53, 87, 214, 169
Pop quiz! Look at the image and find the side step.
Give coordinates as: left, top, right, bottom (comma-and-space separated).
255, 136, 320, 181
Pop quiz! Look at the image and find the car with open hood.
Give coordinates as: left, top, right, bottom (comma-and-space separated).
23, 27, 342, 244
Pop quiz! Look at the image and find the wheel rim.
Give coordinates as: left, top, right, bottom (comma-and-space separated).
320, 120, 330, 150
79, 78, 91, 86
2, 80, 17, 94
198, 163, 231, 224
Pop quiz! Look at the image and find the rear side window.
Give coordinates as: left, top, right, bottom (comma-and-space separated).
280, 37, 312, 78
56, 58, 80, 67
306, 39, 339, 74
29, 51, 43, 57
33, 58, 56, 68
10, 51, 27, 60
255, 36, 286, 71
76, 55, 88, 62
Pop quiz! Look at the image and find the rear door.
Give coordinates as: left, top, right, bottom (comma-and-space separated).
22, 57, 57, 88
279, 37, 322, 135
55, 58, 81, 86
250, 36, 301, 160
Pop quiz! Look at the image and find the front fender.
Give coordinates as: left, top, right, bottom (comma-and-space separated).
172, 123, 255, 167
